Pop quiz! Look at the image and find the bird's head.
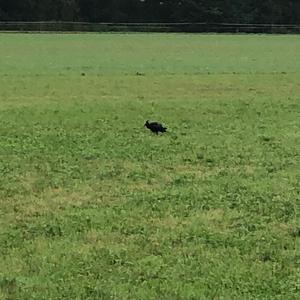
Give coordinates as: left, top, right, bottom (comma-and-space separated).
144, 120, 149, 127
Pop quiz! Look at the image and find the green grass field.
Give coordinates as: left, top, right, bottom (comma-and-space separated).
0, 33, 300, 300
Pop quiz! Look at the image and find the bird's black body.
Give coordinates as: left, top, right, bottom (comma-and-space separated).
144, 120, 167, 134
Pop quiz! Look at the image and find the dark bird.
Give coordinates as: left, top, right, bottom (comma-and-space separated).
144, 120, 167, 134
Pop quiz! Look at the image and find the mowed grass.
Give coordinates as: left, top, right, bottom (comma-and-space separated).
0, 33, 300, 299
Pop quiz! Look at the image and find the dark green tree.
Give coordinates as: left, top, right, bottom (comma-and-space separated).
0, 0, 299, 23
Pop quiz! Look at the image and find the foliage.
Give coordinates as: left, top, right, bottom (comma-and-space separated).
0, 0, 300, 23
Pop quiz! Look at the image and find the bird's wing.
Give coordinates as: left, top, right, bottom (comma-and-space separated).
150, 122, 160, 126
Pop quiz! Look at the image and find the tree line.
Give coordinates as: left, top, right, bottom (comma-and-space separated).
0, 0, 299, 24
